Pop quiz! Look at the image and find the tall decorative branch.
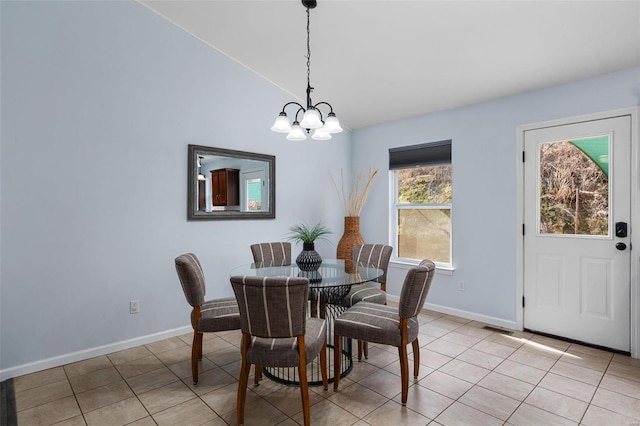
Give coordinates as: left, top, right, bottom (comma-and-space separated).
330, 168, 378, 216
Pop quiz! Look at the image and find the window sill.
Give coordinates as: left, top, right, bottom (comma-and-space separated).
389, 260, 454, 276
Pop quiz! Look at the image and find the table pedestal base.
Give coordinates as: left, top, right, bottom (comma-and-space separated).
262, 296, 351, 387
262, 338, 352, 386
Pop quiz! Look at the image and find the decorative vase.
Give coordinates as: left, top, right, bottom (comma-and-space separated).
298, 269, 322, 283
336, 216, 365, 271
296, 242, 323, 271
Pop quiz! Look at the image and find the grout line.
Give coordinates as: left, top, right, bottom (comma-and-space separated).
60, 359, 86, 425
11, 319, 640, 426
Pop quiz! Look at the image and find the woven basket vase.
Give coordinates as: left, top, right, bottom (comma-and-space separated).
336, 216, 365, 268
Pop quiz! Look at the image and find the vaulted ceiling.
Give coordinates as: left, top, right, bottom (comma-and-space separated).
141, 0, 640, 130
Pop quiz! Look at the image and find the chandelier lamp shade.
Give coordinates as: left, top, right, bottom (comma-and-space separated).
271, 0, 343, 141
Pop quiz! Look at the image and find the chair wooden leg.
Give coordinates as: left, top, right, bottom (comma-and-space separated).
192, 307, 203, 372
320, 341, 328, 390
191, 330, 199, 384
398, 344, 409, 405
197, 332, 204, 359
399, 318, 410, 405
412, 338, 420, 378
237, 334, 251, 426
333, 333, 341, 391
297, 336, 311, 426
356, 340, 369, 360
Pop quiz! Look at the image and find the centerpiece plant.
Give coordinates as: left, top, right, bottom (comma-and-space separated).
287, 222, 332, 271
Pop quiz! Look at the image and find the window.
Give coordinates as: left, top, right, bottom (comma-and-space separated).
390, 141, 452, 267
538, 136, 609, 236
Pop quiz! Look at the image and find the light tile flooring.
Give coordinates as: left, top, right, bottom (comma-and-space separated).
13, 310, 640, 425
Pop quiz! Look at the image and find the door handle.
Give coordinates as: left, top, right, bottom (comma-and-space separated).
616, 242, 627, 251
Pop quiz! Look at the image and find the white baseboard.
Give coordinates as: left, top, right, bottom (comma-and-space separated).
386, 295, 518, 330
1, 301, 519, 381
0, 325, 192, 381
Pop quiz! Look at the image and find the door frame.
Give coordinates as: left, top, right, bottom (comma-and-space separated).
516, 107, 640, 358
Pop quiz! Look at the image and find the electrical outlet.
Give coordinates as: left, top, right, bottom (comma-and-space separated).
458, 281, 465, 291
130, 299, 140, 314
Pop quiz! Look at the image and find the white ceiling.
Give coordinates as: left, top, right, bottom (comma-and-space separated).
141, 0, 640, 130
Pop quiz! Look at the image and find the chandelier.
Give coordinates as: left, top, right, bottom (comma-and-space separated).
271, 0, 343, 141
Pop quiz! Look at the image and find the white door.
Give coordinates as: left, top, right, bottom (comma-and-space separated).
524, 115, 631, 352
240, 168, 268, 212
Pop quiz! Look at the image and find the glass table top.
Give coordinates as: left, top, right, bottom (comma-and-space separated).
229, 258, 382, 289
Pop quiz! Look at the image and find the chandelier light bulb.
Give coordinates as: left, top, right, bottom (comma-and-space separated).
198, 173, 206, 181
271, 112, 292, 133
311, 126, 332, 140
323, 113, 343, 133
300, 108, 323, 129
286, 122, 307, 141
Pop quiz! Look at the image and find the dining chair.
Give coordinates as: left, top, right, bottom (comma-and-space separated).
250, 242, 292, 265
340, 244, 393, 359
333, 259, 436, 405
249, 241, 293, 383
230, 275, 328, 426
341, 244, 393, 305
174, 253, 241, 385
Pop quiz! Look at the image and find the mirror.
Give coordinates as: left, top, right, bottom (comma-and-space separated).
187, 145, 276, 220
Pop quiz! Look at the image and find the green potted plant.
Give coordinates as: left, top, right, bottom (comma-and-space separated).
287, 222, 332, 271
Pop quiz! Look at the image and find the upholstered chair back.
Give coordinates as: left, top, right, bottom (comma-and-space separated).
250, 242, 292, 265
230, 276, 309, 338
399, 260, 436, 319
175, 253, 206, 307
352, 244, 393, 285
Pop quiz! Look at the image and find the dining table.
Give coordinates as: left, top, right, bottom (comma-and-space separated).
229, 258, 383, 386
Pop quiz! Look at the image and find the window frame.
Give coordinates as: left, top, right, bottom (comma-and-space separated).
388, 140, 453, 269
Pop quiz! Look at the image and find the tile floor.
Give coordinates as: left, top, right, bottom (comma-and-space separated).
13, 310, 640, 425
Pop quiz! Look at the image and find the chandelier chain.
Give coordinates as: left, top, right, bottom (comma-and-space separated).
306, 6, 312, 106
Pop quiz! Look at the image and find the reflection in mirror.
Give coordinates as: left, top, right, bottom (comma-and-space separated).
188, 145, 276, 220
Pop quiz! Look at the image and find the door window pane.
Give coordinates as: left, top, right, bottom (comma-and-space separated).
246, 178, 262, 211
538, 137, 609, 236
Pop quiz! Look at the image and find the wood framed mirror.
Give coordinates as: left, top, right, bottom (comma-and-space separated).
187, 145, 275, 220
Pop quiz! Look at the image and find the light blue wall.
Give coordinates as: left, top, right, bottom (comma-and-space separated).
353, 67, 640, 326
2, 0, 638, 377
0, 1, 351, 374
